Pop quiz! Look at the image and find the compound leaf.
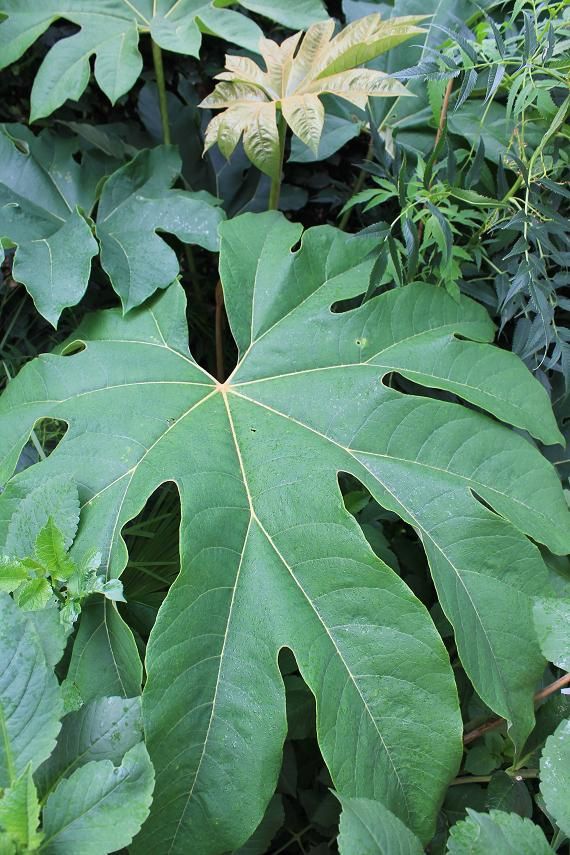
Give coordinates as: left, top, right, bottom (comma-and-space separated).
0, 212, 568, 852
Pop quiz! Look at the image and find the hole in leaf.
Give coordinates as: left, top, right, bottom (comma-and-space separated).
330, 295, 363, 314
121, 482, 181, 641
381, 371, 458, 402
60, 339, 86, 356
470, 489, 503, 520
31, 417, 68, 460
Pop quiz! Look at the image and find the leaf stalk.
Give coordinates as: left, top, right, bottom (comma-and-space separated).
151, 41, 171, 146
268, 111, 287, 211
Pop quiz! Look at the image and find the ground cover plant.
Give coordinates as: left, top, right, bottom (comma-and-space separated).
0, 0, 569, 852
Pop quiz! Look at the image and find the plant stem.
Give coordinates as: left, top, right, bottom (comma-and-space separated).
464, 672, 570, 745
151, 41, 171, 145
268, 111, 287, 211
215, 279, 225, 382
435, 77, 454, 149
451, 768, 539, 786
339, 135, 375, 231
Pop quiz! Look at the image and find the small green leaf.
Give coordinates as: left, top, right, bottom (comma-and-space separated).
14, 577, 54, 611
540, 718, 570, 837
446, 808, 552, 854
0, 557, 29, 593
337, 794, 423, 854
485, 771, 532, 818
35, 517, 76, 580
92, 578, 126, 603
40, 742, 154, 855
3, 476, 79, 559
0, 765, 42, 850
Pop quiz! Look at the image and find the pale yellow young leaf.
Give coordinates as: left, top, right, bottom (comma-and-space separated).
281, 94, 325, 153
217, 55, 274, 95
308, 68, 411, 107
199, 13, 421, 171
284, 19, 335, 95
200, 80, 268, 109
315, 14, 427, 78
261, 33, 302, 97
218, 104, 256, 159
242, 102, 281, 179
203, 112, 224, 154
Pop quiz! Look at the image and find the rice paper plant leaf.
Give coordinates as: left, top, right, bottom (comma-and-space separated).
0, 0, 328, 120
201, 13, 424, 174
0, 127, 224, 323
0, 212, 568, 852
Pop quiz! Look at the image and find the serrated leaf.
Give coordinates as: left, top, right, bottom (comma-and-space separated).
0, 129, 225, 322
40, 742, 154, 855
35, 696, 143, 798
0, 557, 28, 593
35, 518, 76, 580
25, 609, 69, 670
533, 598, 570, 669
337, 794, 423, 854
446, 808, 552, 854
0, 593, 63, 788
14, 578, 54, 611
201, 14, 420, 168
0, 765, 42, 851
0, 213, 568, 850
540, 718, 570, 836
3, 475, 79, 560
0, 1, 327, 120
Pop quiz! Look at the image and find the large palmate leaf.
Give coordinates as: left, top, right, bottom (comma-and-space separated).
201, 13, 425, 175
0, 0, 327, 121
0, 126, 224, 323
0, 213, 568, 852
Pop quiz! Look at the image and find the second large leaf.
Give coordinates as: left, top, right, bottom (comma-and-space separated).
0, 212, 568, 853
